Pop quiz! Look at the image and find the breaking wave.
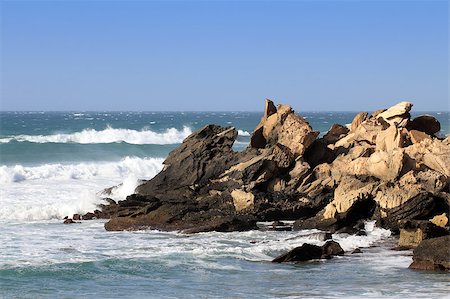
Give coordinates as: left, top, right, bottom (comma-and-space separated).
0, 126, 192, 145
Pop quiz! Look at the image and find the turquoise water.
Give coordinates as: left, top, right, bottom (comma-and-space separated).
0, 111, 449, 298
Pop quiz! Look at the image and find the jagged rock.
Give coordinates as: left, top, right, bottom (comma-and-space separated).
101, 100, 449, 235
409, 236, 450, 271
350, 112, 368, 132
276, 113, 319, 157
405, 139, 450, 177
250, 99, 277, 148
430, 213, 448, 228
272, 240, 344, 263
408, 130, 431, 144
136, 124, 239, 199
377, 101, 412, 127
72, 214, 81, 220
323, 124, 349, 144
408, 115, 441, 136
375, 125, 404, 153
398, 220, 449, 248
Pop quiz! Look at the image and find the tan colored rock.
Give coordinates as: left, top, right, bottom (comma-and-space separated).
405, 138, 450, 177
250, 99, 277, 148
231, 189, 254, 212
267, 178, 286, 192
353, 118, 385, 144
377, 101, 412, 127
430, 213, 448, 228
409, 130, 431, 144
375, 125, 404, 152
277, 113, 319, 156
334, 132, 355, 148
262, 114, 278, 139
323, 177, 377, 219
350, 112, 368, 132
366, 149, 404, 181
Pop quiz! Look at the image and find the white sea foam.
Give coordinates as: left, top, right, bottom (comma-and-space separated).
0, 157, 164, 221
0, 126, 192, 144
237, 130, 251, 136
0, 157, 164, 184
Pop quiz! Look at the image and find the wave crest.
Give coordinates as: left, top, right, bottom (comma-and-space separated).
0, 126, 192, 144
0, 157, 164, 184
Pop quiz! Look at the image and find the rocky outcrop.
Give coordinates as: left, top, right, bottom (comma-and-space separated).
272, 240, 344, 263
100, 100, 449, 235
409, 236, 450, 271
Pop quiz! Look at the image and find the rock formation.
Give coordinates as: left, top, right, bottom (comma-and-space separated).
100, 100, 449, 236
409, 235, 450, 271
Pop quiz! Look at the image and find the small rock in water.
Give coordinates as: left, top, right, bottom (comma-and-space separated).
82, 212, 96, 220
63, 219, 75, 224
73, 214, 81, 220
351, 248, 363, 254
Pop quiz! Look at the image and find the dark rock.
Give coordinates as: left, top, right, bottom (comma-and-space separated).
409, 235, 450, 271
408, 115, 441, 136
272, 240, 344, 263
321, 240, 345, 258
136, 125, 239, 200
64, 219, 75, 224
352, 248, 362, 254
82, 212, 96, 220
272, 243, 323, 263
73, 214, 81, 220
63, 216, 68, 220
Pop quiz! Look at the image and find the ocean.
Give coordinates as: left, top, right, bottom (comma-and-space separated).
1, 111, 449, 298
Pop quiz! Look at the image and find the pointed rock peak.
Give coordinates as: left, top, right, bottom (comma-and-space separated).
264, 99, 277, 118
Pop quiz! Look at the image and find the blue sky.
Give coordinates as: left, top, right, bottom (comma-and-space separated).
1, 0, 448, 111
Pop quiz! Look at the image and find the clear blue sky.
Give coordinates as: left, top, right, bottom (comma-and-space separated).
1, 0, 448, 111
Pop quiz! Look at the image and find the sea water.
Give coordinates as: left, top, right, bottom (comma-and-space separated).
1, 111, 449, 298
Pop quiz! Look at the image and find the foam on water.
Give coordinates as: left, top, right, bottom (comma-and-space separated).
0, 126, 192, 144
0, 157, 164, 221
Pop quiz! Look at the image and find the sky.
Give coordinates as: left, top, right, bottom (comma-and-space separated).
0, 0, 448, 112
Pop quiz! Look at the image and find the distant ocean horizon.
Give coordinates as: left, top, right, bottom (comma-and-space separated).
1, 110, 449, 298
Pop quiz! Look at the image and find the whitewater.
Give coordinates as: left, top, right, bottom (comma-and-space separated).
1, 111, 449, 298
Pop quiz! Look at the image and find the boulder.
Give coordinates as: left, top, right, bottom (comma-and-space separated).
276, 113, 319, 157
63, 218, 75, 224
377, 102, 412, 127
409, 236, 450, 271
408, 115, 441, 136
272, 240, 344, 263
72, 214, 81, 220
398, 220, 449, 248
